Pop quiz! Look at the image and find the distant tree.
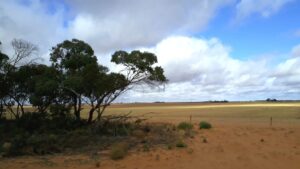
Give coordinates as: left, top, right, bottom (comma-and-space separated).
266, 98, 277, 102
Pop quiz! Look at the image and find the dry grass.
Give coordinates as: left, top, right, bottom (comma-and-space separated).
6, 102, 300, 123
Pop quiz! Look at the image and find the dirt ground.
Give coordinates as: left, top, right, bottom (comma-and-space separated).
1, 102, 300, 169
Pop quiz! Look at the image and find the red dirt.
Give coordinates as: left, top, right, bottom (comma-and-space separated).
1, 121, 299, 169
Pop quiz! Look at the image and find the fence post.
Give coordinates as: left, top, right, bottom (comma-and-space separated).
270, 117, 272, 127
189, 115, 192, 123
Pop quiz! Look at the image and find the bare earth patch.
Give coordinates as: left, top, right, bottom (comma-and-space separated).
0, 120, 299, 169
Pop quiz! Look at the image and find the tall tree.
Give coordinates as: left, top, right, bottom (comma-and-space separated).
50, 39, 99, 120
86, 50, 167, 123
50, 39, 167, 123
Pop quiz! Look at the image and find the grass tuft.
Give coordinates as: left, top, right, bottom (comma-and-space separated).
175, 140, 187, 148
199, 121, 212, 129
177, 122, 193, 130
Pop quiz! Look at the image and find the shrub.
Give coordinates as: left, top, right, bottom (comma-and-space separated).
2, 134, 28, 156
1, 142, 12, 156
26, 134, 60, 155
177, 122, 193, 131
110, 143, 129, 160
175, 140, 187, 148
142, 144, 150, 152
17, 112, 47, 133
199, 121, 212, 129
167, 144, 173, 150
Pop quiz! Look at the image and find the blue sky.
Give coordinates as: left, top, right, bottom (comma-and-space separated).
0, 0, 300, 101
202, 0, 300, 60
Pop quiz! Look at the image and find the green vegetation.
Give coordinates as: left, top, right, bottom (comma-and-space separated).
177, 122, 193, 130
199, 121, 212, 129
0, 39, 167, 122
142, 143, 150, 152
0, 111, 183, 157
175, 140, 187, 148
0, 39, 169, 157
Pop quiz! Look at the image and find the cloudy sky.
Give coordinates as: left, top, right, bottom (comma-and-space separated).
1, 0, 300, 102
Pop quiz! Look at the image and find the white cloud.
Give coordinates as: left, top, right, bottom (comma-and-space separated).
1, 0, 299, 102
0, 0, 68, 62
66, 0, 233, 52
117, 36, 300, 102
235, 0, 293, 21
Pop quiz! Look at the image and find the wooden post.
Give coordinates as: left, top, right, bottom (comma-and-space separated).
270, 117, 272, 127
189, 115, 192, 123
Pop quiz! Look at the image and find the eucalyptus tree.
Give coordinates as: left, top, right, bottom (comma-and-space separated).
50, 39, 167, 123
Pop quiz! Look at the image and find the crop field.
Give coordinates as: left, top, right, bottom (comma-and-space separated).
1, 102, 300, 169
86, 102, 300, 126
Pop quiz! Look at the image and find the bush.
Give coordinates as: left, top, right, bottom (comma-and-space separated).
1, 142, 12, 156
199, 121, 212, 129
17, 112, 47, 133
93, 121, 134, 136
167, 144, 173, 150
142, 143, 150, 152
2, 134, 28, 156
110, 143, 129, 160
26, 134, 60, 155
177, 122, 193, 130
175, 140, 187, 148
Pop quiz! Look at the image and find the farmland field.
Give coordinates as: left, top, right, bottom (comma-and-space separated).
1, 102, 300, 169
93, 102, 300, 127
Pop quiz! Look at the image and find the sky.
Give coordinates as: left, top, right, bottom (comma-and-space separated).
0, 0, 300, 102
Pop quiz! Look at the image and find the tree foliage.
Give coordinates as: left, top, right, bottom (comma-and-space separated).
0, 39, 167, 123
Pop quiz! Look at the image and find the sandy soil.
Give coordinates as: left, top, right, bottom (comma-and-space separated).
1, 120, 299, 169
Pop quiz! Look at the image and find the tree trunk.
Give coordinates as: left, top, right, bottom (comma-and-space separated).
77, 96, 81, 120
20, 104, 25, 117
97, 105, 108, 122
73, 96, 82, 121
87, 107, 96, 123
0, 102, 3, 118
